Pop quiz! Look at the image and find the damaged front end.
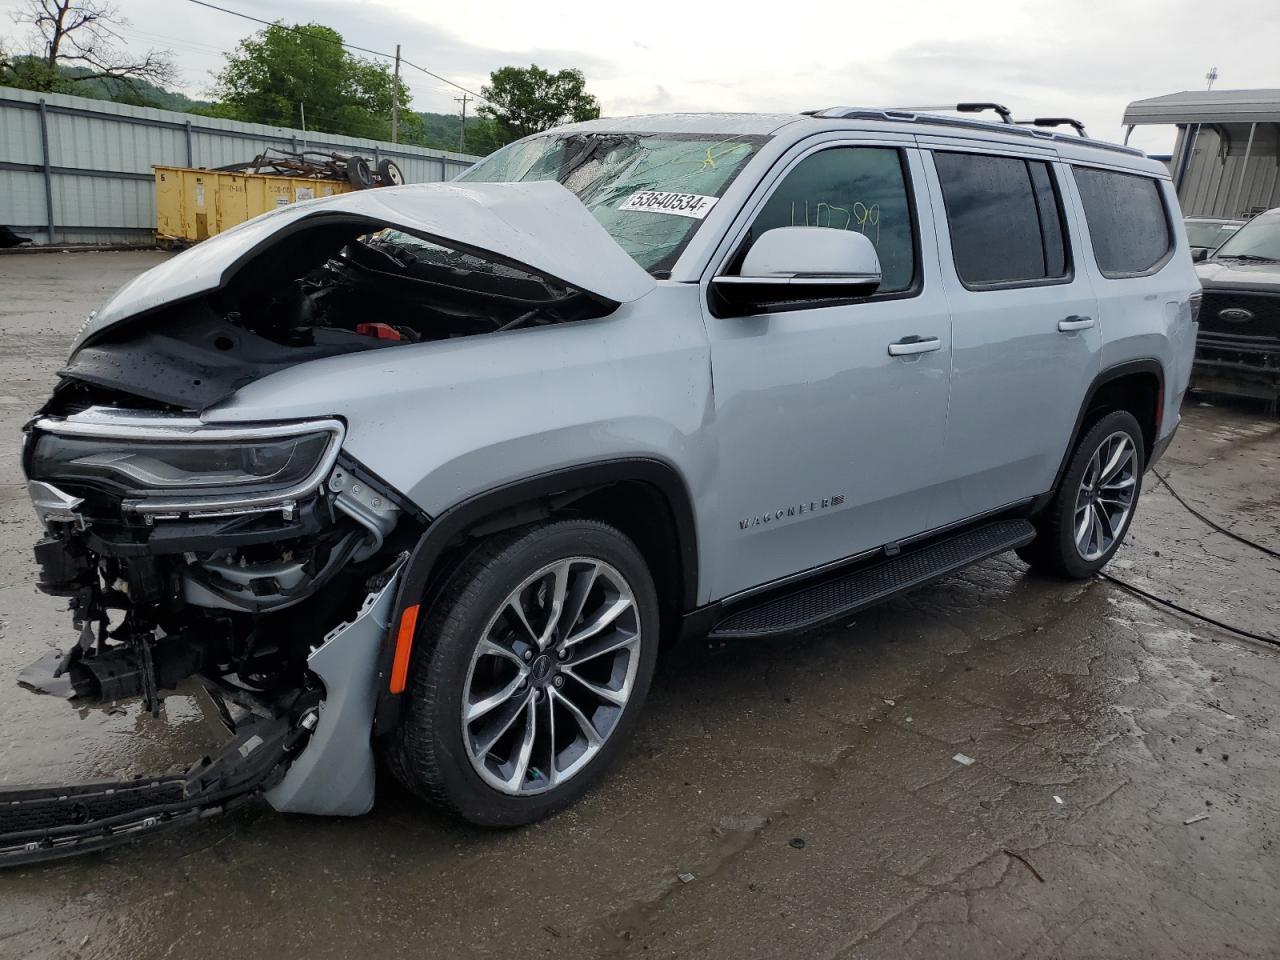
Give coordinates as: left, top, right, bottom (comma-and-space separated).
17, 407, 419, 831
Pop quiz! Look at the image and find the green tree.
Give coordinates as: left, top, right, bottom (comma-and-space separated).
478, 65, 601, 141
211, 22, 416, 142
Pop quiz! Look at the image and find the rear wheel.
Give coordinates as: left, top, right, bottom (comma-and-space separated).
384, 520, 659, 826
1018, 410, 1145, 578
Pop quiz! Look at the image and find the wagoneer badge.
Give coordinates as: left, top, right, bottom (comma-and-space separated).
740, 495, 846, 530
1218, 307, 1254, 323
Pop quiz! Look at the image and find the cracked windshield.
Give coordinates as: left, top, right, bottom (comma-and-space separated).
458, 133, 765, 275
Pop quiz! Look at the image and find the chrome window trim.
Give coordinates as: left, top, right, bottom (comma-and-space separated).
712, 274, 881, 287
32, 407, 345, 516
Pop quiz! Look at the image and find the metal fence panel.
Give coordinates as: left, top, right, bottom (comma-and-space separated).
0, 85, 481, 246
1176, 124, 1280, 219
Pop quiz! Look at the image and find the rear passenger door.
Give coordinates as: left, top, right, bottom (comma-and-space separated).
919, 145, 1101, 526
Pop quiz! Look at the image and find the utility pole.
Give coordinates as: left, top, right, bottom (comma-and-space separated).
1206, 66, 1218, 90
455, 93, 471, 152
391, 44, 401, 143
300, 102, 307, 152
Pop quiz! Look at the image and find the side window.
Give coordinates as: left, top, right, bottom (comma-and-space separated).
1071, 167, 1172, 277
739, 147, 917, 294
933, 152, 1070, 287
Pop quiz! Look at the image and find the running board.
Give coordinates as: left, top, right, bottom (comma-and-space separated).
0, 715, 297, 868
709, 519, 1036, 640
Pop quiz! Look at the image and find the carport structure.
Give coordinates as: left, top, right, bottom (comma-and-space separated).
1123, 89, 1280, 219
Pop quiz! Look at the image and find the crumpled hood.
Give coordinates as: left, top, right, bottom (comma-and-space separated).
1196, 258, 1280, 293
75, 180, 656, 351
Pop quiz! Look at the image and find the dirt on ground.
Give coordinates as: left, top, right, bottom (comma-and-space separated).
0, 251, 1277, 960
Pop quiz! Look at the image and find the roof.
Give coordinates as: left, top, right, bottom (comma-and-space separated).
556, 110, 1154, 165
556, 113, 802, 136
1123, 89, 1280, 126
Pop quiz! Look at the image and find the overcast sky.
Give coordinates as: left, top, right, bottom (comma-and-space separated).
5, 0, 1278, 153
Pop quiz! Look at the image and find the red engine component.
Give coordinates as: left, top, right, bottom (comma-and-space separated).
355, 322, 402, 341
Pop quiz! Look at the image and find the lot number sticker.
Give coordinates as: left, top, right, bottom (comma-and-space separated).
619, 191, 718, 219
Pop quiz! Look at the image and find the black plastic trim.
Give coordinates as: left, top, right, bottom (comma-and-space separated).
680, 504, 1038, 643
372, 458, 699, 735
707, 519, 1035, 640
1044, 359, 1166, 502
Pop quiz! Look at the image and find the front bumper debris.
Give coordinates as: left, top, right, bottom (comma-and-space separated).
0, 712, 296, 868
9, 404, 423, 861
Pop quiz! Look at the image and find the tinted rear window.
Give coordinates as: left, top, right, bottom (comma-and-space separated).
1072, 168, 1172, 276
933, 152, 1069, 287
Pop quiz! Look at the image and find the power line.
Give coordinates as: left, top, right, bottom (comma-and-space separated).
1095, 463, 1280, 650
1100, 573, 1279, 649
1151, 469, 1280, 560
182, 0, 489, 104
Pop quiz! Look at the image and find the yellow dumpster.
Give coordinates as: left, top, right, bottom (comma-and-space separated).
154, 166, 353, 244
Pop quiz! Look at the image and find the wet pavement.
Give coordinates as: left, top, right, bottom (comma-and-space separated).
1, 251, 1278, 959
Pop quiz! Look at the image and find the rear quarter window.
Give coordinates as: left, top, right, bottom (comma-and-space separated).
1071, 167, 1172, 277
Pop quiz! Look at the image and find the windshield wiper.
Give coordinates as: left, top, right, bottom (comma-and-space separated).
1215, 254, 1280, 263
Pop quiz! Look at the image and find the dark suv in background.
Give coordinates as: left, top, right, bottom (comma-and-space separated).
1194, 207, 1280, 406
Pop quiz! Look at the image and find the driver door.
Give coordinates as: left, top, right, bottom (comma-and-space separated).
701, 140, 953, 600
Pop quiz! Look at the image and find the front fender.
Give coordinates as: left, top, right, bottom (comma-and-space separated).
369, 458, 700, 738
266, 562, 404, 816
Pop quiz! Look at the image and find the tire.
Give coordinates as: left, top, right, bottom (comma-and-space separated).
384, 519, 660, 826
376, 159, 404, 186
346, 156, 373, 189
1018, 410, 1145, 579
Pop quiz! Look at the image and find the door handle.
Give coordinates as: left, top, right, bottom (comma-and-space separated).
1058, 315, 1096, 332
888, 336, 942, 357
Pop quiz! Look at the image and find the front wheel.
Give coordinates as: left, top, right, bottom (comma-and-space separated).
1018, 410, 1145, 579
384, 519, 659, 826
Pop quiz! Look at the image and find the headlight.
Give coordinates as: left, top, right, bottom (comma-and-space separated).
28, 412, 344, 513
31, 432, 332, 495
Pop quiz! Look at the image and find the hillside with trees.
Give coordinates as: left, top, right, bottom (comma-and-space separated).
2, 4, 602, 157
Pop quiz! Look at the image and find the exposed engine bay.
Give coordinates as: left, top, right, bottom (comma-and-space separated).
55, 216, 616, 412
19, 217, 610, 729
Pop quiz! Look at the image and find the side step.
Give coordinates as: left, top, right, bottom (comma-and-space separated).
710, 519, 1036, 640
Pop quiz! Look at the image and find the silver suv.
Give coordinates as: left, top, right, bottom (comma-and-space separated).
13, 107, 1200, 846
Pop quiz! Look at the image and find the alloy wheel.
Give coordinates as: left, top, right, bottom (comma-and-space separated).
460, 558, 641, 796
1073, 430, 1138, 562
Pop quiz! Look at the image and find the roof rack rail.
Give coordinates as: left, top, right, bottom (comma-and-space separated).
956, 102, 1014, 124
805, 106, 1143, 157
1017, 117, 1088, 137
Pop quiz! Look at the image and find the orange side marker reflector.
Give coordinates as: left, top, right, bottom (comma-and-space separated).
389, 604, 420, 694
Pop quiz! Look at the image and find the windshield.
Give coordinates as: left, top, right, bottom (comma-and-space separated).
1185, 220, 1239, 249
458, 132, 765, 276
1212, 210, 1280, 261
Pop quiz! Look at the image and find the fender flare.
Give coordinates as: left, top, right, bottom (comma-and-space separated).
372, 458, 699, 736
1041, 358, 1165, 506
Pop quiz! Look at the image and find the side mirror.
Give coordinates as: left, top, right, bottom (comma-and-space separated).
1191, 247, 1209, 263
711, 227, 882, 315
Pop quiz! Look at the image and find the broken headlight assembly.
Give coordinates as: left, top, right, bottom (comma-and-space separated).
19, 407, 409, 718
27, 412, 343, 516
